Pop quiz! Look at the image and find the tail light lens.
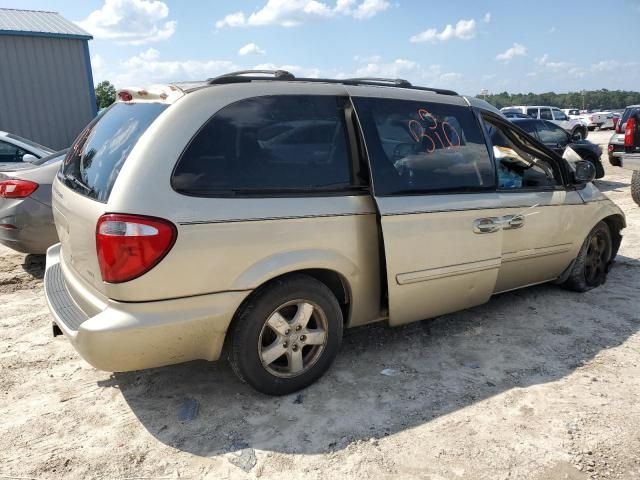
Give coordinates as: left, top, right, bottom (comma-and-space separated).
96, 214, 177, 283
624, 117, 637, 148
608, 144, 614, 152
0, 179, 39, 198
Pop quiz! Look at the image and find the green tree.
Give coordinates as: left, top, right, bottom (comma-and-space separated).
477, 89, 640, 111
95, 80, 116, 109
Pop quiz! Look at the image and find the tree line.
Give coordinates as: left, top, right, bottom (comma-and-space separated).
478, 89, 640, 111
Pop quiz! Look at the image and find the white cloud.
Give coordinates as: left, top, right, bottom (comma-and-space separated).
77, 0, 176, 45
352, 58, 418, 77
536, 54, 571, 70
352, 0, 390, 19
238, 43, 266, 56
215, 0, 389, 28
410, 18, 476, 43
549, 26, 556, 33
111, 49, 238, 86
483, 12, 491, 23
495, 43, 527, 62
252, 62, 322, 78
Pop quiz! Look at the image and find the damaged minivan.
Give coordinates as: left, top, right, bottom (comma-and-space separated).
45, 71, 625, 395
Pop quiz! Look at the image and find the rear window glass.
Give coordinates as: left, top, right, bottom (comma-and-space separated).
59, 103, 167, 202
621, 107, 639, 124
353, 97, 495, 195
172, 95, 353, 195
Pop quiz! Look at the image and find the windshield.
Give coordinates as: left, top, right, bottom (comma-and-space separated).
59, 103, 168, 202
32, 148, 69, 166
5, 133, 54, 155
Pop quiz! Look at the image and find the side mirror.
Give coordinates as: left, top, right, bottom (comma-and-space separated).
22, 154, 38, 163
573, 160, 596, 184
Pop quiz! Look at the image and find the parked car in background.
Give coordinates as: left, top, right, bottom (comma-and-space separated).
43, 72, 625, 395
501, 106, 588, 139
0, 149, 66, 254
608, 105, 640, 167
618, 109, 640, 205
0, 131, 54, 170
510, 118, 605, 178
599, 112, 616, 130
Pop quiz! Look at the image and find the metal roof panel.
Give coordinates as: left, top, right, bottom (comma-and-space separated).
0, 8, 92, 39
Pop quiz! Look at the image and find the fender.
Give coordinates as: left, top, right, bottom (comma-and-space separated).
231, 248, 360, 292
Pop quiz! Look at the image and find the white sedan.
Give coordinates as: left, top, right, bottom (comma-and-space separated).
0, 131, 54, 171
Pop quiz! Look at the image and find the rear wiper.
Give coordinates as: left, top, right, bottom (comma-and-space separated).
63, 174, 93, 194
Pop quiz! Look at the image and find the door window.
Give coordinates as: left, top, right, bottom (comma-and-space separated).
483, 116, 561, 189
172, 95, 354, 195
527, 108, 538, 118
552, 109, 568, 121
352, 97, 494, 195
0, 140, 27, 162
536, 121, 570, 145
539, 108, 553, 120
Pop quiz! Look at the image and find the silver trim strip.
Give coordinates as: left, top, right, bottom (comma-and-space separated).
396, 257, 501, 285
502, 243, 572, 263
179, 211, 376, 226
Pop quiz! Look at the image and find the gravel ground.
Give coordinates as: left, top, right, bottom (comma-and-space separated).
1, 130, 639, 480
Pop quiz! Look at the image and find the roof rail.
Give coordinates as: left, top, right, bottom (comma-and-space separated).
207, 70, 295, 84
344, 77, 412, 88
203, 70, 458, 96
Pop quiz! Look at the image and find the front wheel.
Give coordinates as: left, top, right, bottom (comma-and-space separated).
631, 171, 640, 206
229, 274, 343, 395
563, 221, 612, 292
572, 128, 586, 140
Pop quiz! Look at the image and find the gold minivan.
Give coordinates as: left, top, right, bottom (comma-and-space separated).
45, 71, 625, 395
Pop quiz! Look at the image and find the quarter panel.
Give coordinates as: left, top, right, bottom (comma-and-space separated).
102, 196, 383, 328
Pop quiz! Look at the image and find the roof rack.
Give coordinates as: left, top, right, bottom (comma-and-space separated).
343, 77, 413, 88
207, 70, 295, 84
205, 70, 458, 96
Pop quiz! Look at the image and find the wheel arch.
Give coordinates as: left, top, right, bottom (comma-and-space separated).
601, 213, 625, 260
229, 249, 357, 325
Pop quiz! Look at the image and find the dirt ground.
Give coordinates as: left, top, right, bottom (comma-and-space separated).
1, 130, 639, 480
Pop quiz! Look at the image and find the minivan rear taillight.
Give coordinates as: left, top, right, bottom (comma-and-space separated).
624, 117, 637, 148
0, 179, 38, 198
96, 214, 177, 283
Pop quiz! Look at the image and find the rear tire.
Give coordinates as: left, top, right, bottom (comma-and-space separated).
563, 221, 612, 292
229, 274, 343, 395
631, 170, 640, 206
573, 128, 586, 140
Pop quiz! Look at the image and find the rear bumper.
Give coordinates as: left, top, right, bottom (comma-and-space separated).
620, 154, 640, 171
44, 243, 250, 372
0, 197, 58, 254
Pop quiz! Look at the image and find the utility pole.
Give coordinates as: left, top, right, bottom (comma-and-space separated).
581, 90, 586, 111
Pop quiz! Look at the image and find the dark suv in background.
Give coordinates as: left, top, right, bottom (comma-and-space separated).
511, 117, 605, 178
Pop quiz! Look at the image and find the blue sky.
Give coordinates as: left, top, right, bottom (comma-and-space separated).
3, 0, 640, 93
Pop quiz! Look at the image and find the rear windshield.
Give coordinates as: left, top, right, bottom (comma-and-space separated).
59, 103, 167, 202
621, 107, 639, 124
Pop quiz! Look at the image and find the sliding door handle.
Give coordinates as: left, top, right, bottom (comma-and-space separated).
473, 217, 501, 234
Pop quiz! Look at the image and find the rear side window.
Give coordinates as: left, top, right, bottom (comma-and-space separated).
527, 108, 538, 118
352, 97, 494, 195
172, 95, 353, 195
539, 108, 553, 120
60, 103, 167, 202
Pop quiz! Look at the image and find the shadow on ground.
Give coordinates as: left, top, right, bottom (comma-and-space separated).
594, 179, 630, 193
21, 254, 45, 279
100, 259, 640, 457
